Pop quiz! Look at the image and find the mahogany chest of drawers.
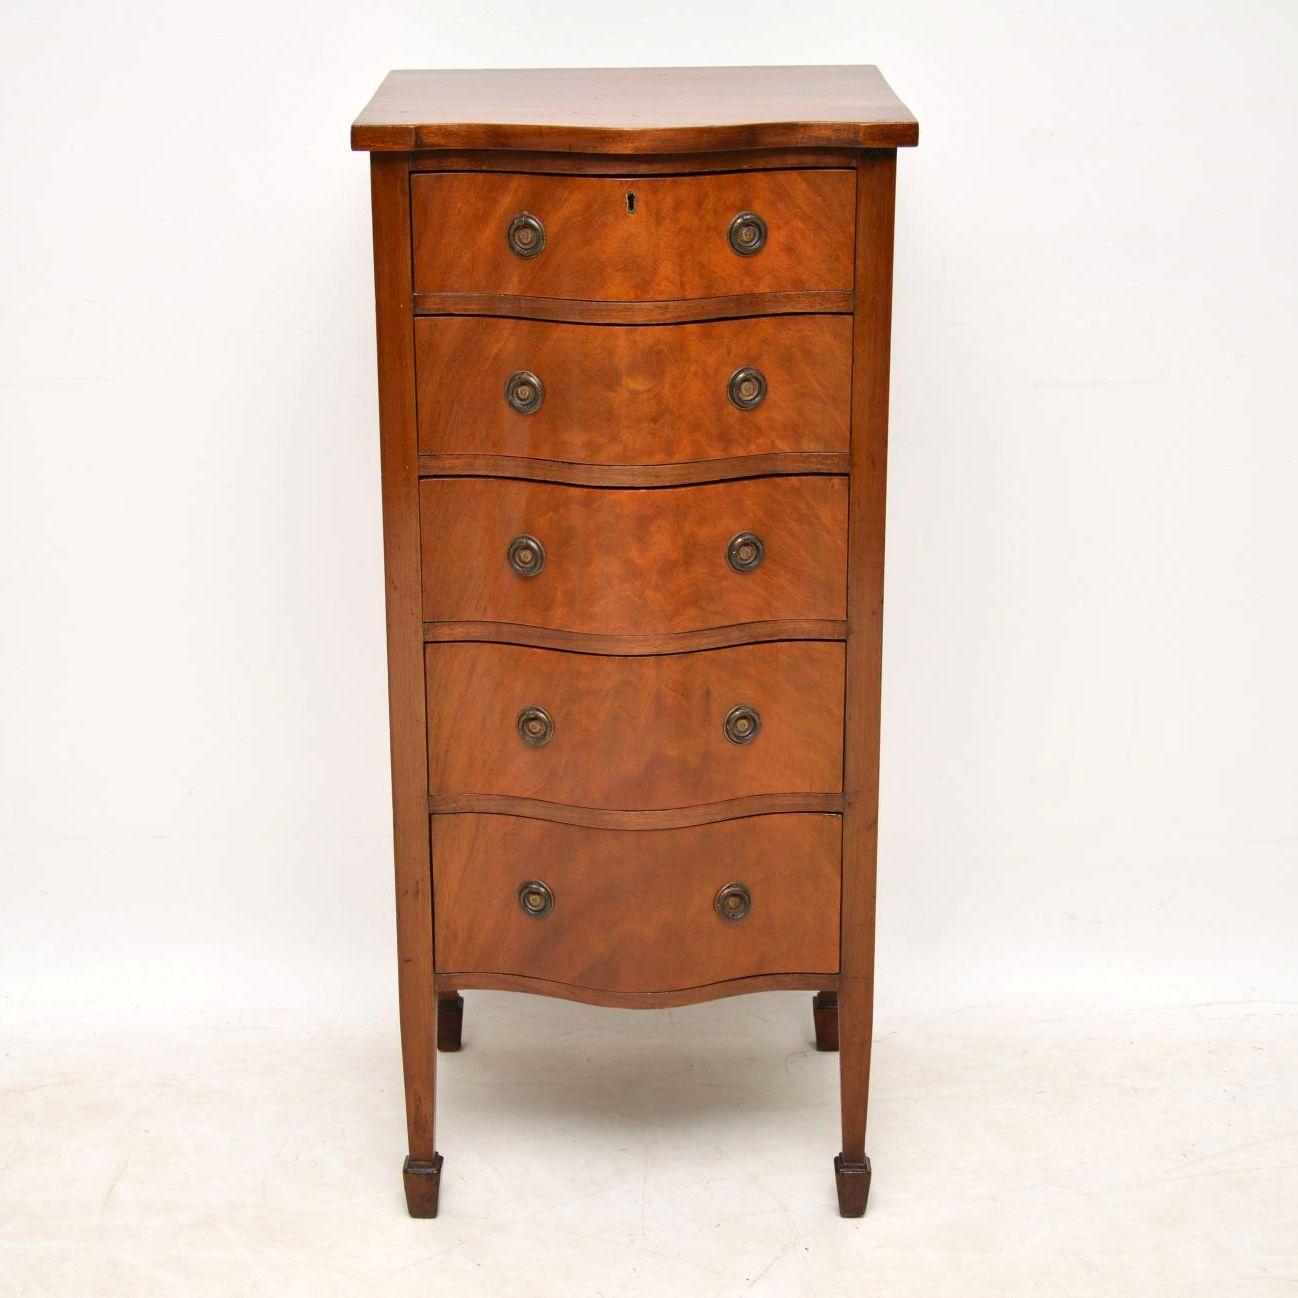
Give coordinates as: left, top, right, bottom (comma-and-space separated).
351, 65, 918, 1218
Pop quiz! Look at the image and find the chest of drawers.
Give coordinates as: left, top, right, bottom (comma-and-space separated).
352, 65, 917, 1219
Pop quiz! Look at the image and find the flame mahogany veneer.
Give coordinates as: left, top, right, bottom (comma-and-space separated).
414, 314, 852, 465
419, 476, 847, 637
434, 814, 841, 992
425, 640, 845, 810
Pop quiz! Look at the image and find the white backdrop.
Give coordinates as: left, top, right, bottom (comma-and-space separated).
2, 2, 1297, 1293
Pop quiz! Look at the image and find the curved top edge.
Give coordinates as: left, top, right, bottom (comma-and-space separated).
352, 65, 919, 153
351, 120, 920, 153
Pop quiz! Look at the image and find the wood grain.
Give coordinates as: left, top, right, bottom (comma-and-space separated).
352, 66, 918, 152
437, 970, 839, 1010
425, 641, 845, 810
433, 814, 840, 992
419, 476, 847, 636
838, 150, 898, 1176
369, 155, 438, 1167
415, 452, 849, 487
411, 170, 855, 300
415, 315, 851, 463
413, 291, 854, 324
424, 792, 843, 829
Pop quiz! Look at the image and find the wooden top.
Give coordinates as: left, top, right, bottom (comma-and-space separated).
352, 66, 917, 153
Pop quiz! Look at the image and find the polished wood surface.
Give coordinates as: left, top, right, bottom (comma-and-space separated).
419, 476, 847, 637
352, 66, 918, 152
438, 971, 838, 1010
413, 290, 854, 324
368, 155, 440, 1202
416, 315, 851, 464
425, 641, 845, 810
433, 814, 840, 992
411, 170, 855, 300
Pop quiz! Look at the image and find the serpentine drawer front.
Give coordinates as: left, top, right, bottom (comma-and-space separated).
411, 170, 856, 300
419, 476, 848, 638
434, 814, 841, 993
425, 640, 845, 810
353, 64, 917, 1220
415, 315, 853, 467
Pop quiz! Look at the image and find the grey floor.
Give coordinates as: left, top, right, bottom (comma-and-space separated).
3, 993, 1294, 1297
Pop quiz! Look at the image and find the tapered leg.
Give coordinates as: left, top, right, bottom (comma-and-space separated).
835, 974, 874, 1216
437, 992, 464, 1051
399, 969, 440, 1217
812, 991, 839, 1051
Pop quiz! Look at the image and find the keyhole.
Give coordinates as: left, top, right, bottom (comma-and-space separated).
626, 192, 636, 213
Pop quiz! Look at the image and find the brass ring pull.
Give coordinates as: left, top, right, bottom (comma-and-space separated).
517, 705, 554, 747
723, 704, 761, 745
727, 211, 767, 256
727, 531, 765, 573
727, 367, 767, 410
517, 880, 554, 917
506, 212, 546, 258
505, 370, 544, 414
714, 881, 752, 921
507, 534, 546, 577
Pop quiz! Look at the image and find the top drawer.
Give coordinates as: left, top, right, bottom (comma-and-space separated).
411, 170, 856, 300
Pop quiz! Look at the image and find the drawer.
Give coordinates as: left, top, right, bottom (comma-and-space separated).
433, 813, 840, 992
426, 641, 844, 809
415, 315, 852, 464
411, 170, 855, 300
420, 476, 847, 637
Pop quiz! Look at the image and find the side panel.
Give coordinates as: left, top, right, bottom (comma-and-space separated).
839, 150, 898, 1168
370, 154, 438, 1161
